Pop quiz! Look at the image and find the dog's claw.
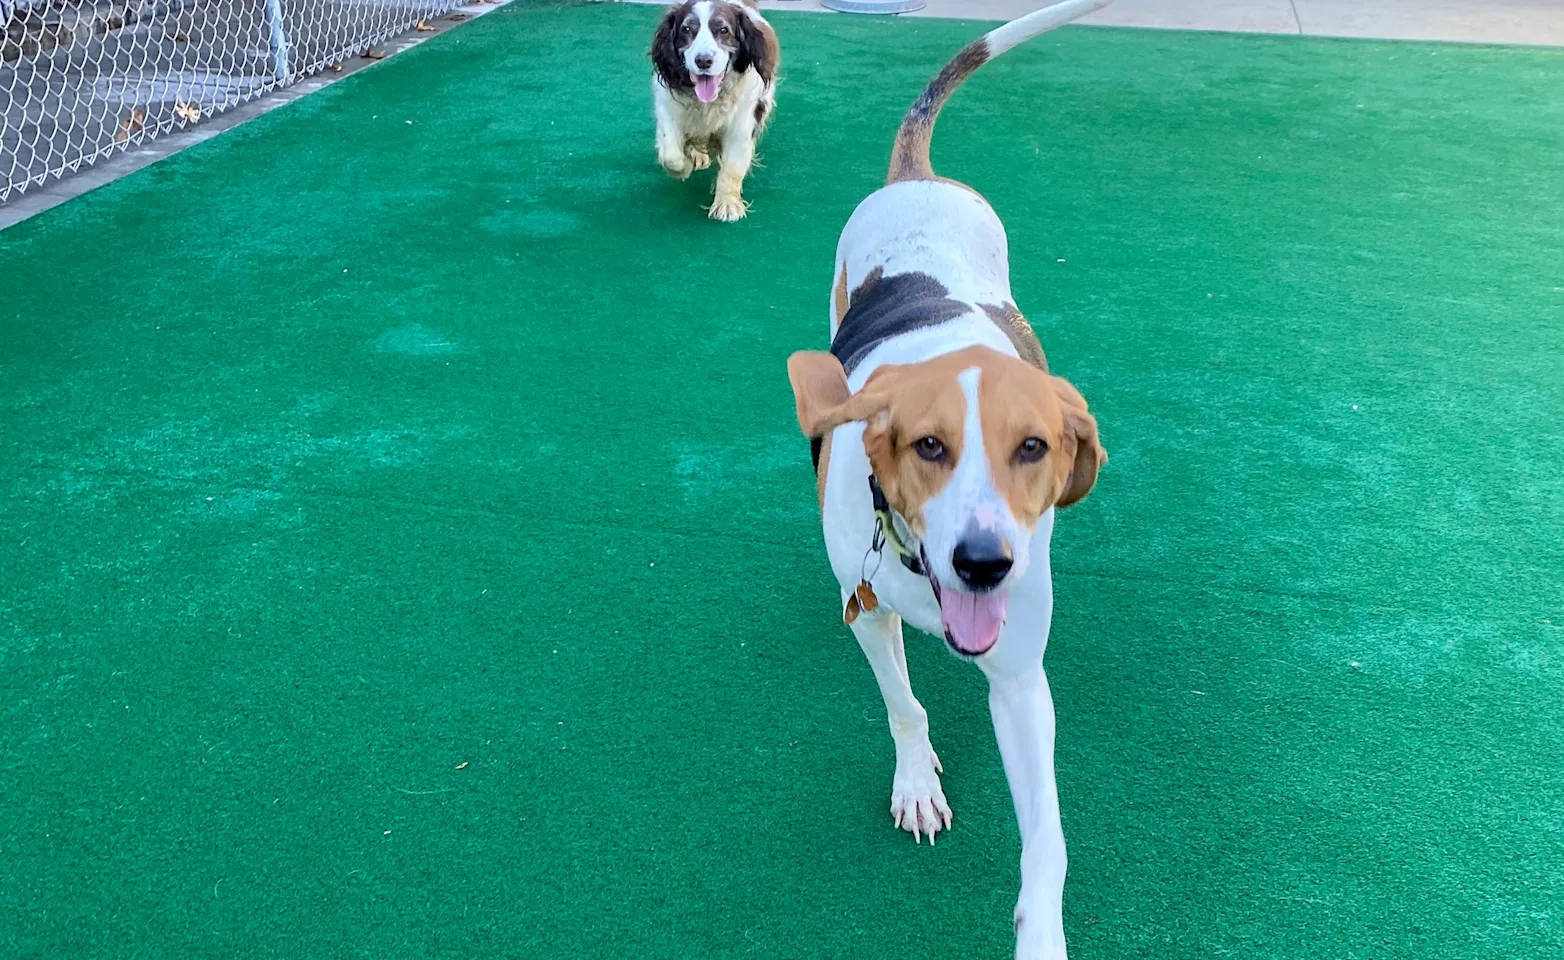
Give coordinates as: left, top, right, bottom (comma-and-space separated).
889, 740, 952, 844
708, 194, 748, 222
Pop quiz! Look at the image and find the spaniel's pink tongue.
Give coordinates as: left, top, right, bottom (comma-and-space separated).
939, 588, 1009, 656
693, 73, 723, 103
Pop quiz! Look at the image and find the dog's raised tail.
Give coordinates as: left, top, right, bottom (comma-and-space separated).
887, 0, 1112, 184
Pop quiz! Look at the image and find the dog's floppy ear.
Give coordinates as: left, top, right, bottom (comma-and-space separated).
650, 4, 689, 89
731, 9, 776, 84
1051, 375, 1106, 508
787, 351, 894, 439
788, 352, 851, 438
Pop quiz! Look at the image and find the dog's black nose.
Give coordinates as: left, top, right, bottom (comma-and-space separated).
694, 53, 714, 70
952, 532, 1013, 590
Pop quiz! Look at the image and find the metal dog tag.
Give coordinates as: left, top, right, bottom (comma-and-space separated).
855, 580, 879, 613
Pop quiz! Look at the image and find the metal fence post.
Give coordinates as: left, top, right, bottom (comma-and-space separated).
265, 0, 291, 83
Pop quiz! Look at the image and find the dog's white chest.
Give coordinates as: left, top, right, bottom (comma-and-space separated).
871, 563, 944, 638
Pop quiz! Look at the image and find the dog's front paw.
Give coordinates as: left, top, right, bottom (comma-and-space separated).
889, 742, 951, 844
1013, 901, 1068, 960
659, 152, 694, 180
687, 148, 711, 171
708, 193, 748, 222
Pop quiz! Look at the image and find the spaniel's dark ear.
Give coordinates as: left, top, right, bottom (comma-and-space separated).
650, 5, 688, 90
732, 10, 776, 85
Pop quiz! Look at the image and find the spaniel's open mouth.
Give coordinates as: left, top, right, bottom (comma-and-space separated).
691, 72, 724, 103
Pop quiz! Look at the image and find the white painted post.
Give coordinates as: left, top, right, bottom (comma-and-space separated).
264, 0, 290, 83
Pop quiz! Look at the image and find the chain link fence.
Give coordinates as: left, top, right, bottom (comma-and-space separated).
1, 0, 464, 202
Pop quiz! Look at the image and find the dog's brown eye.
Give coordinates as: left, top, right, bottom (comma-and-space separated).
1015, 437, 1048, 464
914, 436, 947, 463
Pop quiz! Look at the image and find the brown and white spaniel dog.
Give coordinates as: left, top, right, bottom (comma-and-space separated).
650, 1, 778, 221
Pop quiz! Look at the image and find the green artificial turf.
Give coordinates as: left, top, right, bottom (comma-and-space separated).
4, 2, 1564, 956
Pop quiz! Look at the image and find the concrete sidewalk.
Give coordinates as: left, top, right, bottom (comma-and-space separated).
672, 0, 1564, 47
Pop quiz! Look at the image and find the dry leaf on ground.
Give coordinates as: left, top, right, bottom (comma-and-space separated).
113, 107, 147, 144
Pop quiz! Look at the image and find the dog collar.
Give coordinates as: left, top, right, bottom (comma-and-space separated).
844, 474, 940, 626
867, 474, 927, 577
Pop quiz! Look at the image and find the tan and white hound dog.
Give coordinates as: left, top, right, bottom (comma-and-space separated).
787, 2, 1111, 957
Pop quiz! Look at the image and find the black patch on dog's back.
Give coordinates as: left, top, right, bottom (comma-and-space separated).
829, 268, 970, 375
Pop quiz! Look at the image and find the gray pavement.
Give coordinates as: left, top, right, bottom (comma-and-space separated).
736, 0, 1564, 46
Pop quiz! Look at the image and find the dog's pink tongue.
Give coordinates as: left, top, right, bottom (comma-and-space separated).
940, 588, 1009, 656
693, 73, 722, 103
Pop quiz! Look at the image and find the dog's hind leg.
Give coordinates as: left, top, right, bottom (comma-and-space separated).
847, 607, 952, 843
687, 135, 716, 172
